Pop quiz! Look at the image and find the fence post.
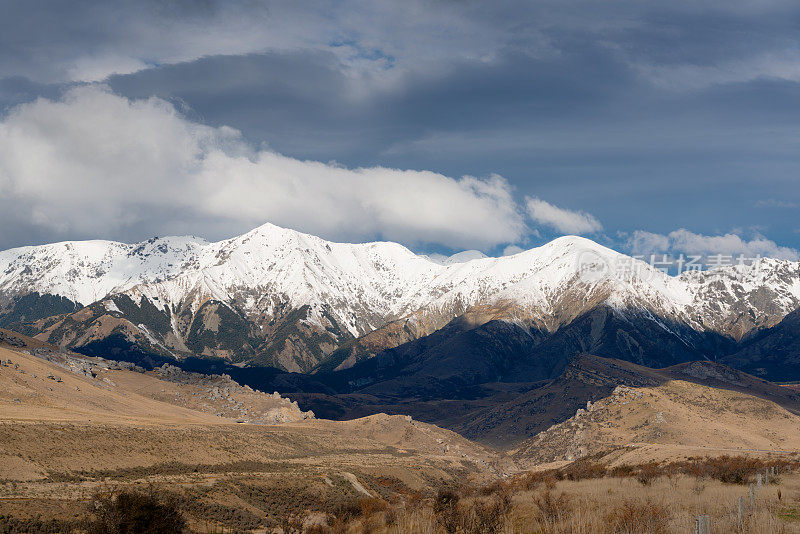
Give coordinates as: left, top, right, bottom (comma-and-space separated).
765, 467, 769, 485
757, 473, 762, 489
750, 483, 755, 506
771, 466, 775, 477
738, 496, 745, 525
694, 514, 711, 534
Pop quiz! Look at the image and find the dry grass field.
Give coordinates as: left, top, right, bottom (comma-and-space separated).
0, 346, 499, 531
2, 344, 800, 532
373, 469, 800, 534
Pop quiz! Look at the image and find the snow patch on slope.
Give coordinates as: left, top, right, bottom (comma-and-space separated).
1, 224, 799, 342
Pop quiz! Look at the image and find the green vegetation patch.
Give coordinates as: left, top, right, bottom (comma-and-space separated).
779, 507, 800, 523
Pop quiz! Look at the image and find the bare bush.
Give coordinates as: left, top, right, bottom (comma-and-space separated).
533, 489, 572, 525
433, 488, 461, 534
470, 489, 511, 533
636, 461, 661, 486
89, 489, 186, 534
604, 500, 670, 534
666, 456, 795, 485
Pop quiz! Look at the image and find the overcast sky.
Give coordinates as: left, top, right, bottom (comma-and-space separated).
1, 0, 799, 260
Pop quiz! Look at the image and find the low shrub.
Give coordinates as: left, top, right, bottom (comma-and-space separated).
666, 455, 796, 485
558, 457, 608, 481
636, 461, 661, 486
0, 516, 84, 534
88, 489, 186, 534
511, 454, 799, 490
471, 490, 511, 533
604, 500, 670, 534
532, 489, 572, 524
433, 488, 461, 534
431, 485, 511, 534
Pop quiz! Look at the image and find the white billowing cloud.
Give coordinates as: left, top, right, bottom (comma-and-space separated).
66, 54, 152, 83
502, 245, 525, 256
525, 197, 602, 235
626, 229, 799, 261
625, 231, 671, 257
441, 250, 488, 264
0, 86, 526, 250
667, 229, 799, 260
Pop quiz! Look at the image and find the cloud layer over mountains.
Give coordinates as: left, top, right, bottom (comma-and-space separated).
0, 86, 528, 251
0, 85, 796, 262
1, 1, 799, 257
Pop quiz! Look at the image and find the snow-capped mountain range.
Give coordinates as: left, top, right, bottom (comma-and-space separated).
1, 222, 799, 373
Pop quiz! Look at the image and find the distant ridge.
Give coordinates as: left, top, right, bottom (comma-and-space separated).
0, 222, 798, 375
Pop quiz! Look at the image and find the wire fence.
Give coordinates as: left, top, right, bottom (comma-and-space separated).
693, 466, 779, 534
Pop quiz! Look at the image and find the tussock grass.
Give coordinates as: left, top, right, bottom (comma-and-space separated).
298, 456, 800, 533
4, 455, 800, 532
517, 454, 800, 487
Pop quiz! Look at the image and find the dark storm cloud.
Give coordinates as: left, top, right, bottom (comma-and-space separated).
0, 77, 63, 113
107, 43, 636, 166
1, 0, 799, 256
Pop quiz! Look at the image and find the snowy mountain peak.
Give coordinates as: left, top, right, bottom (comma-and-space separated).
1, 222, 797, 316
1, 222, 799, 371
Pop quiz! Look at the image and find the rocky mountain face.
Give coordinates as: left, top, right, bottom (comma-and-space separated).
288, 352, 800, 448
723, 307, 800, 380
1, 222, 799, 376
511, 358, 800, 464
